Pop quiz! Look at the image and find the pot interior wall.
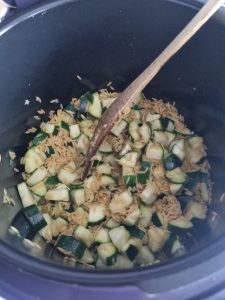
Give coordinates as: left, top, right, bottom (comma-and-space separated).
0, 0, 225, 267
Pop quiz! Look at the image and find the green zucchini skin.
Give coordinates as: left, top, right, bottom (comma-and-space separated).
56, 235, 87, 259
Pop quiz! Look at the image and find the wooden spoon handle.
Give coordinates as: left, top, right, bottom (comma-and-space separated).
82, 0, 224, 179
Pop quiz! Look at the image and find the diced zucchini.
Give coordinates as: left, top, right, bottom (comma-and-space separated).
70, 188, 84, 206
109, 226, 130, 251
106, 218, 120, 229
40, 217, 68, 241
119, 143, 132, 157
45, 146, 55, 158
32, 131, 48, 146
39, 213, 52, 239
58, 169, 78, 186
176, 194, 192, 210
140, 181, 157, 205
42, 123, 55, 135
118, 151, 138, 168
88, 205, 106, 226
79, 92, 93, 113
125, 225, 145, 239
137, 161, 151, 184
96, 163, 112, 175
65, 103, 76, 114
30, 181, 47, 197
69, 124, 80, 139
94, 228, 110, 244
97, 243, 117, 266
10, 210, 35, 239
148, 227, 170, 252
27, 167, 48, 186
151, 119, 163, 130
111, 120, 127, 137
151, 212, 165, 227
123, 209, 141, 226
166, 167, 187, 184
109, 190, 133, 214
163, 154, 182, 171
45, 176, 59, 188
167, 120, 175, 132
103, 154, 118, 167
130, 109, 141, 121
88, 92, 102, 119
184, 201, 207, 221
60, 121, 70, 131
100, 175, 116, 186
146, 142, 164, 161
45, 184, 69, 202
184, 171, 208, 191
101, 97, 117, 109
77, 134, 89, 154
24, 148, 44, 174
99, 141, 113, 154
145, 112, 161, 123
168, 216, 193, 234
138, 205, 152, 228
81, 249, 94, 264
129, 121, 141, 141
170, 139, 185, 161
56, 235, 86, 259
132, 140, 146, 150
136, 246, 155, 265
17, 182, 36, 207
169, 183, 183, 195
153, 131, 168, 146
122, 238, 141, 261
186, 136, 206, 164
80, 119, 94, 137
74, 225, 93, 247
123, 174, 137, 188
23, 204, 47, 232
139, 123, 151, 143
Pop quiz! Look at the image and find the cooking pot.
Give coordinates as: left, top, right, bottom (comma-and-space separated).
0, 0, 225, 299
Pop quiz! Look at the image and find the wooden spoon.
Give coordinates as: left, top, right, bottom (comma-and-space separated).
82, 0, 224, 180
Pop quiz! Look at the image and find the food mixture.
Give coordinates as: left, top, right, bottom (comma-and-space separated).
11, 90, 211, 269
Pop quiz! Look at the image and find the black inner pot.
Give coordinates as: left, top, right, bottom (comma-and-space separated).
0, 0, 225, 286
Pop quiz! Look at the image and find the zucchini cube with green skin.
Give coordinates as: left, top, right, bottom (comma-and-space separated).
109, 226, 130, 251
123, 209, 141, 226
111, 120, 127, 137
45, 176, 59, 188
97, 243, 117, 266
70, 188, 85, 206
27, 167, 48, 186
94, 228, 110, 245
56, 235, 86, 259
166, 167, 187, 184
125, 225, 145, 239
30, 181, 47, 197
45, 184, 69, 202
32, 131, 48, 146
183, 201, 207, 221
23, 204, 47, 232
24, 148, 44, 174
168, 216, 193, 234
69, 124, 80, 139
106, 218, 120, 229
170, 139, 185, 161
10, 210, 35, 239
109, 190, 133, 214
146, 142, 164, 161
136, 246, 155, 265
88, 92, 102, 119
184, 171, 208, 191
17, 182, 36, 207
88, 205, 106, 226
74, 225, 93, 247
137, 161, 151, 184
99, 141, 113, 154
140, 182, 157, 205
118, 152, 138, 168
138, 205, 153, 228
122, 238, 142, 261
60, 121, 70, 131
163, 154, 182, 171
148, 227, 170, 252
100, 175, 116, 186
58, 168, 78, 186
